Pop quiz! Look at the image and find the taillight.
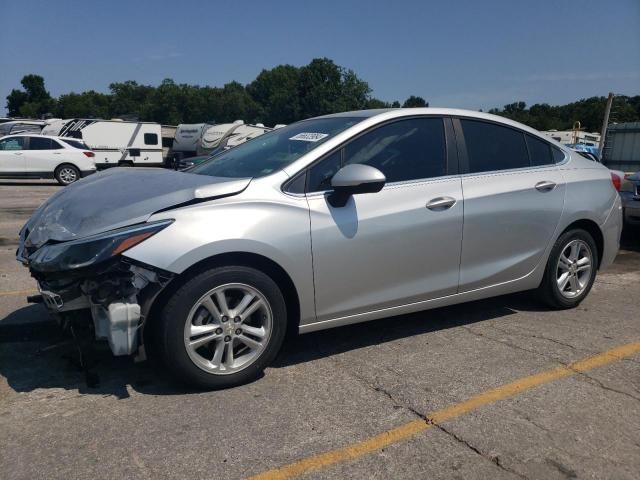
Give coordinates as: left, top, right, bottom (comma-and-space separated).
83, 151, 95, 158
611, 173, 621, 191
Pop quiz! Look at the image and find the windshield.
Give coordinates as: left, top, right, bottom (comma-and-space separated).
190, 116, 363, 178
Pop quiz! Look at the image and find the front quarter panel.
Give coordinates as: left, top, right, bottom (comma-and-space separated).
123, 180, 316, 324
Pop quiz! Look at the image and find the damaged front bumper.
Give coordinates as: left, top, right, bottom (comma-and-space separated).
24, 256, 173, 357
17, 219, 175, 357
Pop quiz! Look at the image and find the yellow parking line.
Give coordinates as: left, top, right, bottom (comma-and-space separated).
0, 288, 38, 297
247, 341, 640, 480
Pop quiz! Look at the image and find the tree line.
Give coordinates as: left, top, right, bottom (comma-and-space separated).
5, 58, 427, 126
5, 57, 639, 131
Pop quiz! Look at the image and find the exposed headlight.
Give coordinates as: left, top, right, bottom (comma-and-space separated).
28, 220, 173, 272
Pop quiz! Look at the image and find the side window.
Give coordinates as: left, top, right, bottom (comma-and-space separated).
308, 150, 342, 192
144, 133, 159, 145
525, 134, 553, 166
461, 119, 529, 173
552, 147, 566, 163
28, 137, 52, 150
50, 140, 64, 150
0, 137, 26, 150
343, 118, 446, 183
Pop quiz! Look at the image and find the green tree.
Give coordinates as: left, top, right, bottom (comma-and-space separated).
402, 96, 428, 108
296, 58, 371, 119
109, 80, 154, 118
56, 91, 111, 118
6, 74, 54, 117
247, 65, 300, 124
365, 98, 391, 109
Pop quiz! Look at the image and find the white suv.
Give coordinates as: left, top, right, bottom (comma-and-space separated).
0, 134, 97, 185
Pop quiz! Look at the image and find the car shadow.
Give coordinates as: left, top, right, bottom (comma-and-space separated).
0, 292, 541, 398
0, 181, 59, 187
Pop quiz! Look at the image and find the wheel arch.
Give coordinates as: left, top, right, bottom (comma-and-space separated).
558, 219, 604, 268
54, 162, 81, 173
145, 251, 301, 343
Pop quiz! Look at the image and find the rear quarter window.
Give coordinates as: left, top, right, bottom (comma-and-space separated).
525, 134, 554, 166
61, 139, 88, 149
461, 119, 529, 173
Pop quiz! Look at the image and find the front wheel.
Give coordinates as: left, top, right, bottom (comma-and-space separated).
537, 229, 598, 309
54, 164, 80, 185
157, 266, 287, 389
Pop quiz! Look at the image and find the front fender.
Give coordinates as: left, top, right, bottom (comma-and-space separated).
123, 198, 316, 324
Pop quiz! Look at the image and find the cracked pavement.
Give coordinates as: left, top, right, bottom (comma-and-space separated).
1, 180, 639, 480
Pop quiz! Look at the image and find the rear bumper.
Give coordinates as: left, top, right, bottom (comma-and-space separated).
80, 169, 97, 178
600, 195, 623, 269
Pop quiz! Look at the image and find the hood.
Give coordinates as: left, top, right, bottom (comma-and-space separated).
23, 168, 250, 248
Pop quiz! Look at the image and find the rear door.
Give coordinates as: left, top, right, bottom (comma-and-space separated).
455, 118, 565, 291
0, 136, 28, 174
25, 137, 64, 174
306, 117, 464, 322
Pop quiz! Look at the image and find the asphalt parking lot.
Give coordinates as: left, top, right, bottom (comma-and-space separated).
1, 179, 639, 480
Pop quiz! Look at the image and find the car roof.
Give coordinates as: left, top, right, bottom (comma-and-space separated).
316, 107, 569, 149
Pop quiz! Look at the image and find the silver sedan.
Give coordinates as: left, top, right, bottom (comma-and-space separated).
17, 108, 622, 388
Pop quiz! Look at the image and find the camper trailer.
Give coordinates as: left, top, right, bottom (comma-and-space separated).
0, 120, 46, 136
172, 123, 212, 160
40, 119, 71, 136
58, 119, 164, 168
197, 121, 272, 155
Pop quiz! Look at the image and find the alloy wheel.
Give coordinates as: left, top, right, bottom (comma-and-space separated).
183, 283, 273, 375
556, 239, 593, 299
59, 167, 78, 184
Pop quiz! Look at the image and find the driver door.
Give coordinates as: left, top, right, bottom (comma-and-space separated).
306, 117, 463, 323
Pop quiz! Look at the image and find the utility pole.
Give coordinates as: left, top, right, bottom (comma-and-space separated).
598, 92, 614, 157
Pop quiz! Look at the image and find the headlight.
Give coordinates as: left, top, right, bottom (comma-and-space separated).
28, 220, 173, 272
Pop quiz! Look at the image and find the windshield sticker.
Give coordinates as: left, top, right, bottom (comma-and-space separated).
289, 132, 329, 142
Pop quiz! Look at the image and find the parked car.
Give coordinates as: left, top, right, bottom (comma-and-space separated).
16, 109, 622, 388
0, 134, 96, 185
620, 171, 640, 226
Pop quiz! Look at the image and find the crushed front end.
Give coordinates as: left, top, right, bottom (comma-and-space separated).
17, 221, 174, 358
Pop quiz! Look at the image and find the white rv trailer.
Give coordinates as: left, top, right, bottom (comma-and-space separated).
197, 121, 272, 155
58, 119, 164, 168
0, 120, 47, 136
172, 123, 212, 160
41, 119, 71, 136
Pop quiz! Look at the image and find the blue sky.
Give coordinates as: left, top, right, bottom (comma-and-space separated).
1, 0, 639, 115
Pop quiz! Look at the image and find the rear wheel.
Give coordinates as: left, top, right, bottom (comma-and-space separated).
156, 266, 287, 389
538, 229, 598, 309
54, 164, 80, 185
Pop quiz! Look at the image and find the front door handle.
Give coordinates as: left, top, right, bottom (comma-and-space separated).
13, 152, 23, 155
426, 196, 456, 211
535, 181, 557, 192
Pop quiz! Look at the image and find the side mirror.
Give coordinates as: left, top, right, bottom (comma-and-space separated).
328, 164, 386, 207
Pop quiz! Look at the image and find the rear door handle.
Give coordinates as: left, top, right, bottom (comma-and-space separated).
535, 181, 557, 192
13, 152, 23, 155
426, 196, 456, 211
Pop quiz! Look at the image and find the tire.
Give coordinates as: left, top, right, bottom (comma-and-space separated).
537, 229, 598, 309
54, 164, 80, 186
156, 266, 287, 389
